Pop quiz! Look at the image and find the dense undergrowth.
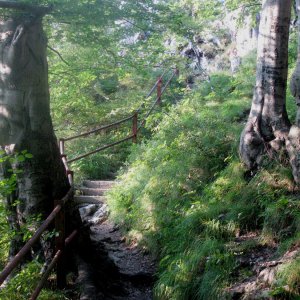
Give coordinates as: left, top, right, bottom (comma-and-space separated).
107, 50, 300, 299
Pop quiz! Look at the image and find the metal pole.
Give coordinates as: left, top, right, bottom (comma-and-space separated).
63, 114, 135, 142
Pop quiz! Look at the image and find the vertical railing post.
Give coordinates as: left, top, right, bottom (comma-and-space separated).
157, 76, 162, 106
59, 139, 73, 186
67, 170, 74, 186
59, 139, 65, 156
132, 112, 138, 143
54, 199, 66, 289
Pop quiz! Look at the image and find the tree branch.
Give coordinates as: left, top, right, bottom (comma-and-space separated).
47, 45, 70, 66
0, 1, 52, 15
121, 18, 148, 33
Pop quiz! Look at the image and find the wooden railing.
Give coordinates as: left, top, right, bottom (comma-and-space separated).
138, 69, 177, 129
59, 67, 178, 171
0, 188, 77, 299
59, 114, 136, 165
0, 67, 178, 298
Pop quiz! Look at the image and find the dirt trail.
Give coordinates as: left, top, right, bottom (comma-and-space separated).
75, 180, 156, 300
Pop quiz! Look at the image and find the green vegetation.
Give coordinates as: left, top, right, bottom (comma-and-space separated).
0, 151, 32, 271
0, 261, 68, 300
44, 0, 235, 182
272, 257, 300, 297
1, 1, 300, 299
0, 152, 72, 299
107, 51, 300, 299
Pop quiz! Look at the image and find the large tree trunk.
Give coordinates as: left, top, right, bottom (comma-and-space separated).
288, 0, 300, 184
0, 11, 69, 258
239, 0, 292, 175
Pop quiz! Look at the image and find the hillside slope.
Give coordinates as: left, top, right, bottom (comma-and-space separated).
107, 51, 300, 299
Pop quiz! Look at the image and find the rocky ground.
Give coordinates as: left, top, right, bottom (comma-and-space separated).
226, 232, 300, 299
72, 181, 300, 300
75, 181, 156, 300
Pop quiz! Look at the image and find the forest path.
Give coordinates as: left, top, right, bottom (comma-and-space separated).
75, 180, 156, 300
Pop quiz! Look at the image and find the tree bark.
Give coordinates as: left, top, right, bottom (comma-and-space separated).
0, 1, 52, 15
240, 0, 292, 174
0, 12, 69, 258
287, 0, 300, 184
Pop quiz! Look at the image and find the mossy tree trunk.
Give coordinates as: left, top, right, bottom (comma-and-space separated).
0, 6, 69, 259
239, 0, 299, 181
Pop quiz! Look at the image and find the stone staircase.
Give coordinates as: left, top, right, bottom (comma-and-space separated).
75, 180, 115, 224
74, 180, 115, 204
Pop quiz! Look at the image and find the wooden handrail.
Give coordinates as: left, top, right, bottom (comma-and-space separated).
157, 76, 162, 106
61, 68, 178, 166
63, 114, 135, 142
139, 70, 177, 129
30, 230, 78, 300
0, 188, 73, 286
132, 112, 138, 143
144, 68, 169, 99
67, 134, 135, 164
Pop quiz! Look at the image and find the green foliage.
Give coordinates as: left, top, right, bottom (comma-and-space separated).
0, 201, 9, 270
43, 0, 185, 180
3, 1, 300, 298
107, 49, 300, 298
0, 151, 35, 269
0, 151, 32, 196
224, 0, 261, 17
0, 261, 68, 300
287, 29, 299, 124
262, 196, 300, 243
42, 0, 249, 181
0, 261, 42, 300
107, 64, 257, 298
0, 151, 68, 299
70, 142, 131, 181
271, 257, 300, 298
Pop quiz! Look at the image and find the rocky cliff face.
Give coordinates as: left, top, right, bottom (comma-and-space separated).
180, 9, 259, 81
225, 9, 259, 58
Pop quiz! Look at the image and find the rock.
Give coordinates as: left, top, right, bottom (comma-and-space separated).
89, 204, 108, 224
79, 203, 108, 225
79, 204, 100, 221
258, 267, 276, 285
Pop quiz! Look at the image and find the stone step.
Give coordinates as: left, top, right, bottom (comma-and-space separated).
79, 188, 108, 196
83, 180, 115, 189
74, 195, 106, 205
